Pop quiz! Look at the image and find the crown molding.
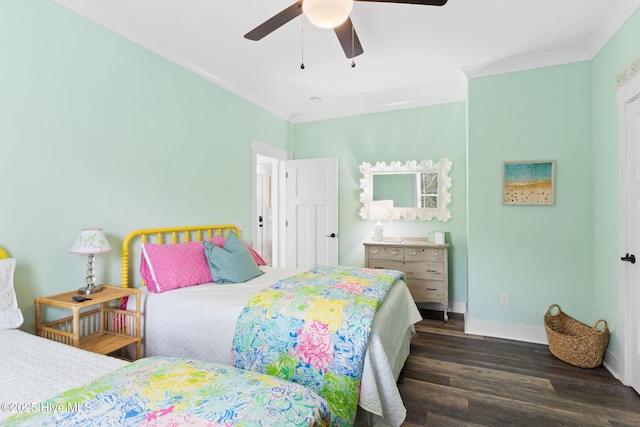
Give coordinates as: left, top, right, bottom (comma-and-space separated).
585, 1, 640, 57
463, 2, 640, 81
55, 0, 640, 124
462, 47, 591, 80
288, 78, 468, 124
54, 0, 293, 122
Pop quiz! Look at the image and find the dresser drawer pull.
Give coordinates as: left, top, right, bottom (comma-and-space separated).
371, 249, 379, 254
431, 251, 440, 257
426, 269, 439, 273
408, 251, 417, 256
391, 250, 399, 255
426, 288, 438, 291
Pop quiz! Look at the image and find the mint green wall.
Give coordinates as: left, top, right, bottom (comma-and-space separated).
590, 8, 640, 357
0, 0, 290, 332
467, 9, 640, 357
467, 62, 593, 327
291, 102, 468, 303
3, 0, 639, 357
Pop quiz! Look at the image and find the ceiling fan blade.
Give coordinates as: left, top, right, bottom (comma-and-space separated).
334, 17, 364, 59
244, 1, 303, 41
356, 0, 447, 5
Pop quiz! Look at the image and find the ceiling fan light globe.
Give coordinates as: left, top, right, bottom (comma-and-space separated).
303, 0, 353, 29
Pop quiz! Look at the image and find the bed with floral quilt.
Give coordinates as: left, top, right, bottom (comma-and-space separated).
122, 225, 423, 426
3, 356, 331, 427
232, 265, 404, 427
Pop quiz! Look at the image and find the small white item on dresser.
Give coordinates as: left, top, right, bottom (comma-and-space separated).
434, 232, 445, 244
368, 200, 394, 242
373, 222, 384, 242
383, 238, 404, 243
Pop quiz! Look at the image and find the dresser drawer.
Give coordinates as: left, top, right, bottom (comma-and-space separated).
404, 261, 445, 280
407, 279, 445, 303
423, 262, 445, 280
404, 262, 428, 280
403, 248, 430, 261
368, 260, 405, 273
425, 248, 445, 262
366, 246, 404, 261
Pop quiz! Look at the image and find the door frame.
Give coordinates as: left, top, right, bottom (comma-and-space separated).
251, 139, 293, 267
617, 72, 640, 387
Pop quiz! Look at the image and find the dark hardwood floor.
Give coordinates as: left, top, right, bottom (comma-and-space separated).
398, 310, 640, 426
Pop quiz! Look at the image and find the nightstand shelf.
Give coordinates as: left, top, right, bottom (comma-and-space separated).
35, 285, 141, 360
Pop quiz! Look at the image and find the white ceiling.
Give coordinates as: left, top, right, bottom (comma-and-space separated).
55, 0, 640, 123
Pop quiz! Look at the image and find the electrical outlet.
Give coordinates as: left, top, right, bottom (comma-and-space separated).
500, 292, 510, 306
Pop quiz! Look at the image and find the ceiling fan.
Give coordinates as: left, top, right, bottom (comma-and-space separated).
244, 0, 448, 59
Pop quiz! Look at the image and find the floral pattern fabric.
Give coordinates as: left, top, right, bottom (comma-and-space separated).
4, 357, 331, 427
231, 266, 405, 426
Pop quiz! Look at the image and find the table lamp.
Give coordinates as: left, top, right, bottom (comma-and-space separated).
69, 228, 112, 294
369, 200, 393, 242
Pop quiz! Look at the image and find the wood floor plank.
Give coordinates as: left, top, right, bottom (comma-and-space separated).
405, 357, 556, 402
399, 310, 640, 426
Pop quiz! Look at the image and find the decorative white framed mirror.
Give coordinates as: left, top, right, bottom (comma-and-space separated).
359, 159, 453, 221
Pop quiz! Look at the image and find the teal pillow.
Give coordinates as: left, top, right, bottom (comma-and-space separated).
203, 232, 264, 284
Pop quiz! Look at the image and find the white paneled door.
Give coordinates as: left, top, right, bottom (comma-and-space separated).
619, 75, 640, 394
626, 94, 640, 393
286, 157, 339, 269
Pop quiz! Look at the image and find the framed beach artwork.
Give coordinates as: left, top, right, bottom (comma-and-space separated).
503, 160, 556, 205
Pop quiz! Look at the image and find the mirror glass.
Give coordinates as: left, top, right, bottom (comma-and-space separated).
373, 174, 415, 207
359, 159, 452, 221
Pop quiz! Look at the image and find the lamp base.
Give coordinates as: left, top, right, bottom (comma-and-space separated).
373, 220, 384, 242
78, 284, 104, 295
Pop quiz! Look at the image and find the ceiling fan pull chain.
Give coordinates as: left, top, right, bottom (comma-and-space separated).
300, 15, 305, 70
351, 12, 356, 68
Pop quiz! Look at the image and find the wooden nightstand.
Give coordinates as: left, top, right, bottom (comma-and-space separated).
35, 285, 141, 360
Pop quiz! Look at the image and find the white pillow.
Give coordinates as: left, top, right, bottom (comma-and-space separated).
0, 258, 24, 329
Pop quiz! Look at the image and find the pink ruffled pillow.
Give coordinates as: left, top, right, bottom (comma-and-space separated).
209, 235, 267, 266
140, 241, 212, 293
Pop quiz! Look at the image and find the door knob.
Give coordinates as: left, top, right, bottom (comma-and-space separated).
325, 233, 337, 238
621, 253, 636, 264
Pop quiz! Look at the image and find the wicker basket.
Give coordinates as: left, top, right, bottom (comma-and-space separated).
543, 304, 610, 368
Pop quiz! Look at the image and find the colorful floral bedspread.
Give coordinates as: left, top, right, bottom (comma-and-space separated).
231, 265, 405, 426
3, 356, 330, 427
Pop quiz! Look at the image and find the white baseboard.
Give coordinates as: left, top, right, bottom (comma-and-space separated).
464, 317, 548, 344
449, 301, 466, 314
418, 302, 556, 345
451, 311, 625, 382
603, 350, 623, 383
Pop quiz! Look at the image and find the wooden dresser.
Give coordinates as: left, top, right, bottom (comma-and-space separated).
364, 238, 450, 322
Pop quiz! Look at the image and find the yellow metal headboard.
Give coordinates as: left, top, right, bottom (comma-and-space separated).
0, 247, 9, 259
121, 224, 240, 288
